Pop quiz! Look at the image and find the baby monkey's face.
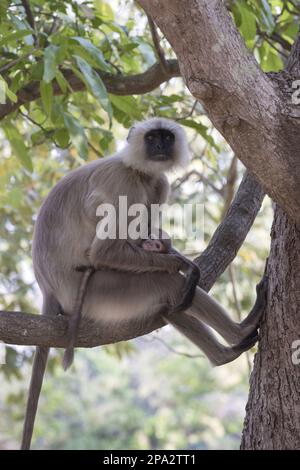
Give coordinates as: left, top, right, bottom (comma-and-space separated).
142, 238, 168, 253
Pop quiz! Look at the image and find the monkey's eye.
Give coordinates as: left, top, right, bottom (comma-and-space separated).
165, 135, 171, 141
146, 135, 154, 141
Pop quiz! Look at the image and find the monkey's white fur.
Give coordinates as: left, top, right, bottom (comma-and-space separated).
123, 117, 190, 174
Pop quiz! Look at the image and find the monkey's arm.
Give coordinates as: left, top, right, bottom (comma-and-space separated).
88, 237, 184, 274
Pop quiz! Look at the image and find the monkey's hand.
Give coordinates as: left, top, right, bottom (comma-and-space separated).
170, 255, 200, 313
75, 265, 93, 272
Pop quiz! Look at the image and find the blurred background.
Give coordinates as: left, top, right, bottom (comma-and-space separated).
1, 0, 292, 449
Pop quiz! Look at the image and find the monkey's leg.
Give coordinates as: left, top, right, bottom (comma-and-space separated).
21, 294, 62, 450
143, 302, 245, 366
186, 275, 268, 345
164, 312, 257, 366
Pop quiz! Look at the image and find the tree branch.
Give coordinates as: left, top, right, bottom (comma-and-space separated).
0, 60, 180, 120
0, 172, 265, 348
21, 0, 37, 45
194, 171, 265, 292
21, 0, 35, 30
0, 311, 165, 348
221, 154, 238, 219
147, 15, 169, 74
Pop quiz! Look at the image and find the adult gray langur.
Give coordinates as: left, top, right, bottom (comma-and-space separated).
21, 117, 267, 449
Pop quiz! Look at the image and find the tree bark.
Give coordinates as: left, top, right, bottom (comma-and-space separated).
241, 205, 300, 449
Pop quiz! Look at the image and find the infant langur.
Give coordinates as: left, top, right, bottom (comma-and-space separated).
142, 236, 170, 253
63, 232, 200, 370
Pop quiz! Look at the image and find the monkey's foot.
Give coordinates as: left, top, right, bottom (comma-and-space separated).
256, 274, 268, 304
241, 274, 268, 334
232, 329, 259, 353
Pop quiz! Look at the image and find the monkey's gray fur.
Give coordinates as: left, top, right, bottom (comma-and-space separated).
21, 118, 266, 450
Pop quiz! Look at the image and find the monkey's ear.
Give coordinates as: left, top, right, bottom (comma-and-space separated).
127, 126, 136, 142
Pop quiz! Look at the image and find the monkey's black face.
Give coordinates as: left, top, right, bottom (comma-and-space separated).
144, 129, 175, 161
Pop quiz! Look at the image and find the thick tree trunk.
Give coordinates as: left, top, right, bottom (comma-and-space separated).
241, 205, 300, 449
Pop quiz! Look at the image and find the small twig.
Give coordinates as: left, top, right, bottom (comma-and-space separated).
171, 169, 224, 196
289, 0, 300, 11
19, 110, 47, 133
257, 27, 292, 53
269, 32, 292, 52
20, 110, 60, 148
21, 0, 35, 29
175, 100, 198, 121
106, 60, 122, 74
0, 49, 37, 74
146, 14, 169, 74
48, 16, 59, 36
262, 35, 289, 59
88, 141, 103, 158
283, 0, 300, 14
143, 334, 204, 358
21, 0, 38, 45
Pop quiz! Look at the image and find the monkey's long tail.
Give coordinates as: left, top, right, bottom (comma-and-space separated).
21, 346, 49, 450
63, 267, 95, 371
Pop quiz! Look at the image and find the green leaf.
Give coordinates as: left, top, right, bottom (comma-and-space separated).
109, 95, 141, 120
94, 1, 114, 21
54, 128, 70, 148
136, 39, 156, 66
0, 77, 6, 104
7, 187, 23, 208
231, 4, 242, 28
261, 47, 283, 72
50, 102, 64, 126
73, 55, 112, 122
0, 29, 32, 47
43, 45, 60, 83
55, 70, 67, 93
70, 37, 110, 71
40, 81, 53, 116
55, 70, 74, 94
31, 130, 45, 146
6, 87, 17, 103
63, 113, 88, 159
31, 61, 44, 80
180, 119, 219, 150
3, 122, 33, 171
237, 2, 257, 42
0, 77, 17, 104
102, 21, 126, 35
259, 0, 275, 34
